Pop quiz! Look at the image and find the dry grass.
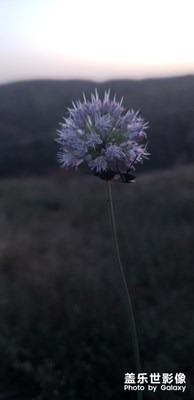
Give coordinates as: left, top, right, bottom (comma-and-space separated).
0, 165, 194, 399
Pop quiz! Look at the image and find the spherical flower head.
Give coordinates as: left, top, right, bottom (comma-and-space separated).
57, 90, 149, 180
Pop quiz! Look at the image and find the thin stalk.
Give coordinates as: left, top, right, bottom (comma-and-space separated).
106, 181, 142, 400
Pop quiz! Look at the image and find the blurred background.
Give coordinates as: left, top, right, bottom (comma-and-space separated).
0, 0, 194, 399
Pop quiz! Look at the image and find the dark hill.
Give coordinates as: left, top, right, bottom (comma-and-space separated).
0, 76, 194, 176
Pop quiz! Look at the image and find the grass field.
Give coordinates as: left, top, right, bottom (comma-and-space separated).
0, 165, 194, 399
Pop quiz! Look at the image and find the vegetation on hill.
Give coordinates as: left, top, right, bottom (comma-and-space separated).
0, 75, 194, 176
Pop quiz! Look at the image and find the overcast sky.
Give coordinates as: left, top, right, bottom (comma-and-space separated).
1, 0, 194, 83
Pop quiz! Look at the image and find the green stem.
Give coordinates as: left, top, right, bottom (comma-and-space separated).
106, 181, 142, 400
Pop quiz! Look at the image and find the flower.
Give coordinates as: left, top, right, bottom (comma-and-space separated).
57, 90, 149, 179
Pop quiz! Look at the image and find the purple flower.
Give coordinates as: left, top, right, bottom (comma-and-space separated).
88, 155, 108, 172
57, 90, 149, 177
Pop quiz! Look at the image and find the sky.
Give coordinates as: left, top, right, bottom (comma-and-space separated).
1, 0, 194, 84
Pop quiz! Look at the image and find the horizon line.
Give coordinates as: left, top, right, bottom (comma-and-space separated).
1, 72, 194, 87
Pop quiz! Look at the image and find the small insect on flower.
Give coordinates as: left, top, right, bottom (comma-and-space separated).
93, 166, 136, 183
57, 89, 149, 181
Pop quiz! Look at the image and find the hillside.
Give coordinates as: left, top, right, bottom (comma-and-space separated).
0, 164, 194, 399
0, 75, 194, 176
